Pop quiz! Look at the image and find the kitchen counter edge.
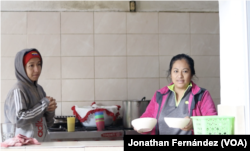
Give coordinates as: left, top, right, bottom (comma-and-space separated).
1, 140, 124, 149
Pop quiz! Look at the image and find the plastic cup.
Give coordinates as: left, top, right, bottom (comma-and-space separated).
1, 123, 16, 142
95, 111, 105, 131
67, 117, 75, 132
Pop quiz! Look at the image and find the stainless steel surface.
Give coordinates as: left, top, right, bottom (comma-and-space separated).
47, 118, 144, 141
122, 97, 150, 128
48, 128, 144, 141
48, 130, 124, 141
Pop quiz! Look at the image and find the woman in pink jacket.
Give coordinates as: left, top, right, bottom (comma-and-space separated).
136, 54, 217, 135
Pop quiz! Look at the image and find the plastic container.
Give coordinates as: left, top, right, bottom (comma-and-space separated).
67, 117, 75, 132
191, 116, 235, 135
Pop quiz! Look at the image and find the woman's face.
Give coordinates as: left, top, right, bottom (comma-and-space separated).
25, 58, 41, 82
171, 59, 192, 90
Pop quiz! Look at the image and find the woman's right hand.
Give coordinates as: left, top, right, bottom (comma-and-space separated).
46, 96, 57, 112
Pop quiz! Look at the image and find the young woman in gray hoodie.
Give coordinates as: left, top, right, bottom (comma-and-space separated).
4, 48, 57, 142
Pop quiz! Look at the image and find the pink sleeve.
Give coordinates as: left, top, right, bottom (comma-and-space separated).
139, 92, 158, 135
140, 91, 158, 118
200, 90, 218, 115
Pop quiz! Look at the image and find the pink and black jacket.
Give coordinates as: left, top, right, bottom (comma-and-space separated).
140, 81, 218, 135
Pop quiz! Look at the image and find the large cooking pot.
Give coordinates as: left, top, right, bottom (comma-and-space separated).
123, 97, 150, 128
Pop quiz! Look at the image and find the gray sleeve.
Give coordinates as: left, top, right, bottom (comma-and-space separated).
13, 89, 50, 128
44, 111, 55, 127
39, 86, 55, 127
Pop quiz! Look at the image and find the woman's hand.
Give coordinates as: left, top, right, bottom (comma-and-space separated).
181, 116, 193, 131
46, 96, 57, 112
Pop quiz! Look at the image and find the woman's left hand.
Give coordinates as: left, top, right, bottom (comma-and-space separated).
181, 116, 193, 131
46, 96, 57, 112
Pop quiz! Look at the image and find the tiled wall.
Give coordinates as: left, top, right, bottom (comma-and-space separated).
1, 12, 220, 122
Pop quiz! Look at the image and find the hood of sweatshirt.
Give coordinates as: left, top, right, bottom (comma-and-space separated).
15, 48, 43, 86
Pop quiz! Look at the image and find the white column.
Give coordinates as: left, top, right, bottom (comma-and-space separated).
218, 0, 250, 134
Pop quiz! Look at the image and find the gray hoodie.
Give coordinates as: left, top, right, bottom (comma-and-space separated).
4, 48, 54, 142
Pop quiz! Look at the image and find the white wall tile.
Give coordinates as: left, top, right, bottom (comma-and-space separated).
39, 79, 61, 102
191, 35, 220, 55
127, 34, 158, 56
94, 12, 126, 33
61, 35, 94, 56
40, 57, 61, 79
159, 13, 189, 33
94, 101, 123, 108
128, 79, 159, 100
28, 12, 60, 34
94, 35, 126, 56
62, 102, 95, 116
27, 35, 61, 56
1, 103, 5, 123
190, 13, 219, 34
1, 80, 17, 102
159, 56, 172, 78
160, 78, 171, 88
62, 79, 94, 101
193, 77, 220, 99
213, 98, 220, 111
1, 12, 26, 34
192, 56, 220, 77
61, 12, 93, 33
1, 11, 221, 109
1, 35, 27, 56
95, 57, 126, 78
127, 57, 159, 78
127, 13, 158, 33
62, 57, 94, 79
95, 79, 127, 100
159, 35, 190, 55
55, 102, 62, 116
1, 57, 15, 79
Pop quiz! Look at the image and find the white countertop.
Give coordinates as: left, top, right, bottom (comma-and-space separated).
1, 140, 123, 150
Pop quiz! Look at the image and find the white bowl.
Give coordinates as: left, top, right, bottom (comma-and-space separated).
164, 117, 190, 129
131, 118, 157, 132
